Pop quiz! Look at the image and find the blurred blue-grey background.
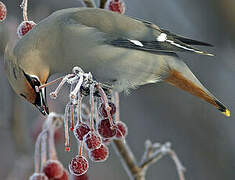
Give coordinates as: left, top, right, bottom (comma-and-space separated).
0, 0, 235, 179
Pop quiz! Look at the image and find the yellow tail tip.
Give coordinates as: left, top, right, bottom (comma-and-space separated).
222, 109, 230, 117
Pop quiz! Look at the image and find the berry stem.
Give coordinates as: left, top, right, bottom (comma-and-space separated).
114, 91, 120, 122
79, 141, 84, 156
96, 83, 115, 127
94, 98, 99, 124
40, 132, 48, 172
50, 74, 75, 99
70, 75, 84, 100
34, 129, 47, 173
64, 104, 71, 152
49, 125, 58, 160
70, 104, 75, 131
20, 0, 28, 21
89, 84, 95, 131
77, 95, 83, 124
36, 76, 64, 92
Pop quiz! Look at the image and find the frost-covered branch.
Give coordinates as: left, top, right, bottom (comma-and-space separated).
34, 66, 186, 180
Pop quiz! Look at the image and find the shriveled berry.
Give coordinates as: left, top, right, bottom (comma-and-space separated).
73, 173, 89, 180
43, 160, 64, 179
74, 122, 91, 141
105, 0, 126, 14
99, 102, 116, 118
84, 131, 102, 150
54, 170, 69, 180
116, 121, 128, 138
17, 21, 36, 38
29, 173, 48, 180
89, 144, 109, 162
98, 119, 117, 138
69, 156, 89, 176
0, 1, 7, 22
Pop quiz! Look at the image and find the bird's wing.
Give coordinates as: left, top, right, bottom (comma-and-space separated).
106, 18, 214, 56
69, 8, 214, 56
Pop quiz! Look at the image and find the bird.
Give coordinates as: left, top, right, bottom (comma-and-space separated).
4, 7, 230, 117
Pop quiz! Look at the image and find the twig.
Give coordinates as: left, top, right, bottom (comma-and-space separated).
168, 150, 186, 180
112, 140, 144, 180
140, 141, 186, 180
112, 91, 145, 180
140, 142, 170, 169
100, 0, 107, 8
112, 94, 186, 180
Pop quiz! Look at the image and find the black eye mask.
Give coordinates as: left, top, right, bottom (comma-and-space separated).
23, 71, 49, 115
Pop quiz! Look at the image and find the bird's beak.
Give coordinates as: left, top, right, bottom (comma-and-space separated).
35, 87, 49, 116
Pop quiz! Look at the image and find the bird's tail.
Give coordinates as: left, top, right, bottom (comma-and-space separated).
164, 59, 230, 117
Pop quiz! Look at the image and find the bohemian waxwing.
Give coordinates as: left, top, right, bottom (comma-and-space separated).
4, 8, 230, 117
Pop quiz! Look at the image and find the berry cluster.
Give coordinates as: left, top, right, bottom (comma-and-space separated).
68, 83, 127, 176
36, 67, 128, 177
105, 0, 126, 14
0, 1, 7, 22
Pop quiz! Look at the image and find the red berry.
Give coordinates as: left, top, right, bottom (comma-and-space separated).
74, 122, 91, 141
97, 119, 117, 138
89, 144, 109, 162
99, 102, 116, 118
54, 170, 69, 180
17, 21, 36, 38
29, 173, 48, 180
43, 160, 64, 179
105, 0, 126, 14
0, 1, 7, 22
73, 173, 89, 180
84, 131, 102, 150
115, 121, 128, 138
69, 156, 89, 176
